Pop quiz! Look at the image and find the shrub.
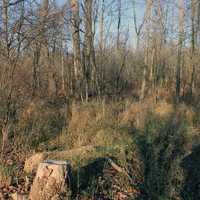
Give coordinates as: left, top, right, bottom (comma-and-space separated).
16, 99, 66, 150
136, 111, 192, 200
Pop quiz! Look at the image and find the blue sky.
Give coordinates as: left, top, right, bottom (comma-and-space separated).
55, 0, 146, 48
54, 0, 185, 49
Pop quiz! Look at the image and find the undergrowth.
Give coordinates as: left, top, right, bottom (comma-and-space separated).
0, 98, 199, 199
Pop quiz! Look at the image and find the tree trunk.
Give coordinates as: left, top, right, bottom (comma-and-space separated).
83, 0, 99, 99
189, 0, 198, 97
32, 0, 49, 96
176, 0, 184, 102
99, 0, 105, 94
70, 0, 82, 97
99, 0, 105, 52
117, 0, 121, 49
2, 0, 9, 153
2, 0, 9, 57
32, 44, 41, 95
140, 0, 153, 100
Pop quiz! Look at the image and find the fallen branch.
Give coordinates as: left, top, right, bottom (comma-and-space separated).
107, 158, 133, 183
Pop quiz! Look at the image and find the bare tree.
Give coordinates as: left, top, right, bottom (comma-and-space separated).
189, 0, 198, 97
83, 0, 99, 101
176, 0, 185, 102
99, 0, 105, 52
117, 0, 121, 49
1, 0, 25, 153
1, 0, 9, 152
70, 0, 82, 97
140, 0, 153, 100
31, 0, 51, 96
132, 0, 146, 50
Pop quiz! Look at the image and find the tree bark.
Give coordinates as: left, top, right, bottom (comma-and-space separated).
99, 0, 105, 52
70, 0, 82, 97
83, 0, 99, 99
117, 0, 121, 49
2, 0, 9, 153
140, 0, 153, 100
176, 0, 184, 102
2, 0, 9, 57
32, 0, 50, 96
189, 0, 198, 97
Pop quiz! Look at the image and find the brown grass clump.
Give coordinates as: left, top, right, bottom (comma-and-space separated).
0, 166, 12, 187
16, 98, 66, 151
119, 99, 198, 141
154, 101, 174, 118
66, 100, 127, 149
176, 103, 195, 123
119, 100, 154, 130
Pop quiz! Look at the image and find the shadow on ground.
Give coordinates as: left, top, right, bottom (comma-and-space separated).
70, 157, 112, 199
181, 145, 200, 200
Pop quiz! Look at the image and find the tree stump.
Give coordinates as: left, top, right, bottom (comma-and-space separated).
29, 160, 70, 200
24, 152, 47, 173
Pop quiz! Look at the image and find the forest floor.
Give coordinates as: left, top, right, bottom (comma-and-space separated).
0, 97, 200, 199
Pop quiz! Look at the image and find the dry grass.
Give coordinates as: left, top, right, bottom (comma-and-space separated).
154, 101, 174, 118
119, 99, 174, 130
64, 101, 131, 149
2, 96, 199, 199
13, 97, 199, 163
119, 101, 151, 130
43, 98, 199, 160
21, 100, 134, 174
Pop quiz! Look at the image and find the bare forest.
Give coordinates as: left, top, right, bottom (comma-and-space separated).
0, 0, 200, 199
